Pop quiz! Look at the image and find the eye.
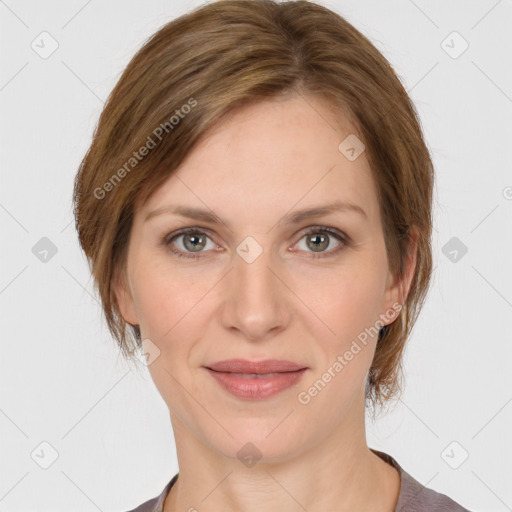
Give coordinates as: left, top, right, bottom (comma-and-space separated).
294, 226, 348, 258
164, 228, 217, 259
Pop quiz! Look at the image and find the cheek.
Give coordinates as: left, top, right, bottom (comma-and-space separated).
293, 261, 385, 343
132, 258, 208, 338
293, 268, 383, 415
134, 266, 208, 399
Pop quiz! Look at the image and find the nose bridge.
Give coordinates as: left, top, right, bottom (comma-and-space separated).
236, 245, 275, 293
221, 236, 289, 339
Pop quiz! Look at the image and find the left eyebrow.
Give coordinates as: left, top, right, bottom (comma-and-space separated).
282, 201, 367, 225
144, 200, 367, 229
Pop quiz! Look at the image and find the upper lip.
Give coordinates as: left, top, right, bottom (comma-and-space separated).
205, 359, 307, 374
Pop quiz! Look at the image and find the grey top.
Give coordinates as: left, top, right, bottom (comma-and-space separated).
126, 449, 471, 512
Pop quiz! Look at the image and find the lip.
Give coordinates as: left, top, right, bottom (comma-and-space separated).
204, 359, 308, 400
205, 358, 307, 373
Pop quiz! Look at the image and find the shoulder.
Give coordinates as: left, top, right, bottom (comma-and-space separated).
124, 474, 178, 512
396, 469, 471, 512
125, 495, 160, 512
371, 449, 472, 512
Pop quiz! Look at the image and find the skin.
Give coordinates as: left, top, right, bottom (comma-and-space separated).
114, 93, 418, 512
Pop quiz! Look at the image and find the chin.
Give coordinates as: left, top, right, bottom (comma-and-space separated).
205, 417, 311, 465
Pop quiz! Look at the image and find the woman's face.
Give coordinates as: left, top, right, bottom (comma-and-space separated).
115, 94, 411, 462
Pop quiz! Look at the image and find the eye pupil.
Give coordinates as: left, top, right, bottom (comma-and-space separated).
307, 233, 329, 252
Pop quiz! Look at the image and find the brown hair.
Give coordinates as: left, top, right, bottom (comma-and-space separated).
72, 0, 434, 408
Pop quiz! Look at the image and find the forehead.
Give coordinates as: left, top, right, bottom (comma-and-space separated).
139, 94, 380, 227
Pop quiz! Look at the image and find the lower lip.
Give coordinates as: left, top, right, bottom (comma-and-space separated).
205, 368, 307, 399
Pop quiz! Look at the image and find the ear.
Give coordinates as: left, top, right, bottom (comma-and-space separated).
112, 268, 139, 326
382, 226, 419, 320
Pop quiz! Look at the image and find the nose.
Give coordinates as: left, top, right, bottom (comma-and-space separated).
220, 241, 291, 342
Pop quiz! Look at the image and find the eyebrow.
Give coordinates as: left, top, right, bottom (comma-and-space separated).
145, 200, 367, 228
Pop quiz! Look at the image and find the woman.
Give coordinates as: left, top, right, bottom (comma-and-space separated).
72, 1, 472, 510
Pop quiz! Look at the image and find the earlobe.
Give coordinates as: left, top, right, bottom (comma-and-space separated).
113, 270, 139, 325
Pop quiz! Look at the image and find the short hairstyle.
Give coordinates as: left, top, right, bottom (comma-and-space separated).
72, 0, 434, 408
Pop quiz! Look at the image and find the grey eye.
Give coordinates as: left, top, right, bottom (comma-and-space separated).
297, 231, 342, 253
172, 232, 214, 253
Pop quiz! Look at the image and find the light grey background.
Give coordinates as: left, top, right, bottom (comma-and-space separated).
1, 0, 511, 511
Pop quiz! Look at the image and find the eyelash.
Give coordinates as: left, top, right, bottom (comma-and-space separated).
162, 226, 350, 260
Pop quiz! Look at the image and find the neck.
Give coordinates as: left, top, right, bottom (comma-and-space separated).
163, 404, 400, 512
